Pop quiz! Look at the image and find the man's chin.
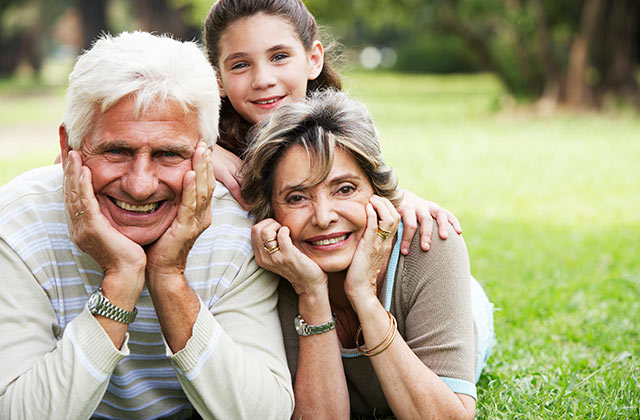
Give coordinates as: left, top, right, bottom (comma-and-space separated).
117, 226, 168, 247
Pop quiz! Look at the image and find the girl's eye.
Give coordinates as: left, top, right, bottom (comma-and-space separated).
272, 53, 288, 62
230, 62, 248, 71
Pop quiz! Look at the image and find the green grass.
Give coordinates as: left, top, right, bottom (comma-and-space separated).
2, 72, 639, 418
345, 71, 640, 418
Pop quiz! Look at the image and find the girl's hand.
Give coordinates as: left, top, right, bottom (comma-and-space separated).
212, 143, 249, 209
397, 189, 462, 255
344, 195, 400, 307
251, 219, 328, 297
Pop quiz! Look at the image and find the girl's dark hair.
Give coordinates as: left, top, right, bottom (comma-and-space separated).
204, 0, 342, 155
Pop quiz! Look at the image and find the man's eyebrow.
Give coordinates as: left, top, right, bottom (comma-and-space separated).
92, 140, 133, 153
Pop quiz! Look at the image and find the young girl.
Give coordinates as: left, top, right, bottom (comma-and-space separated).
203, 0, 463, 256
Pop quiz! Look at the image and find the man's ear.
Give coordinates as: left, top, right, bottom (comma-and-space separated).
308, 40, 325, 81
59, 123, 71, 167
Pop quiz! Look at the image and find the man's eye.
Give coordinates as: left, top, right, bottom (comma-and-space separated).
160, 151, 179, 158
107, 149, 123, 155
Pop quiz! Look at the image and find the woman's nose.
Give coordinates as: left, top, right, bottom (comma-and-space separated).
312, 196, 339, 228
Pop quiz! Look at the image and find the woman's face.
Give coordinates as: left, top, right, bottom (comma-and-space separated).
216, 13, 323, 124
272, 145, 374, 273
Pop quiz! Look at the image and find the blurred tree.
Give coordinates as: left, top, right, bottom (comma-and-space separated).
77, 0, 108, 50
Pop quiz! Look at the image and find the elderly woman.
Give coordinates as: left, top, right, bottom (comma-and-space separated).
240, 90, 494, 419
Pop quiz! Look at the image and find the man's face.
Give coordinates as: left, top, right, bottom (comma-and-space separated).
76, 96, 200, 245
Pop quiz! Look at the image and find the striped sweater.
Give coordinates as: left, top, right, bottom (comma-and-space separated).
0, 165, 293, 419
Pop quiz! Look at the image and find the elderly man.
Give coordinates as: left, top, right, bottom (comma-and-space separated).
0, 32, 292, 419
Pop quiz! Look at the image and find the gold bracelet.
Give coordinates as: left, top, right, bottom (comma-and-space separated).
356, 311, 398, 357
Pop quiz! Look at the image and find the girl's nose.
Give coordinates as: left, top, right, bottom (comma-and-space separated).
251, 63, 277, 90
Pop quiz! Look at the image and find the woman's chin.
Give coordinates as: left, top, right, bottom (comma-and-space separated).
312, 255, 354, 273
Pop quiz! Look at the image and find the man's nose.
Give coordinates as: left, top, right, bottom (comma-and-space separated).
251, 63, 277, 90
123, 155, 158, 200
312, 196, 338, 228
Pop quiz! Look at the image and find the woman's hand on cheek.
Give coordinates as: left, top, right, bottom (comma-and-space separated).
344, 196, 400, 306
251, 219, 328, 298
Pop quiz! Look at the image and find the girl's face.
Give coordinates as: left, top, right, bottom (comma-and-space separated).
217, 13, 324, 125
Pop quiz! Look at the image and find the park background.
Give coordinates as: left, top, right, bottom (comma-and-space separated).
0, 1, 638, 418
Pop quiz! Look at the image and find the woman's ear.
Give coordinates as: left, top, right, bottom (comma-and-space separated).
307, 40, 324, 81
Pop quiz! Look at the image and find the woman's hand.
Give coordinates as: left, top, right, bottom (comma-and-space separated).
344, 195, 400, 307
397, 189, 462, 255
251, 219, 328, 297
212, 143, 248, 209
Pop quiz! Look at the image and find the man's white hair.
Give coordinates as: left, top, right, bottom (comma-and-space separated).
64, 31, 220, 149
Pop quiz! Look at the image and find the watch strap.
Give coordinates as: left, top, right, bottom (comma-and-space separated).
295, 313, 337, 336
88, 287, 138, 324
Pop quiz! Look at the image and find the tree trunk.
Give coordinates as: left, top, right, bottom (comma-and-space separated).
77, 0, 109, 51
530, 0, 561, 108
600, 0, 639, 103
566, 0, 604, 108
133, 0, 200, 41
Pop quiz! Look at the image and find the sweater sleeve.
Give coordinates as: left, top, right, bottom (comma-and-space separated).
0, 239, 127, 420
168, 255, 294, 420
397, 222, 477, 398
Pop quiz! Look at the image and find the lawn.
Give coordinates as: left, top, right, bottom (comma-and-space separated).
1, 72, 639, 418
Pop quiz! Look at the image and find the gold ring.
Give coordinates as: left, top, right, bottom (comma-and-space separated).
263, 238, 277, 248
75, 210, 85, 217
264, 245, 280, 254
376, 227, 391, 240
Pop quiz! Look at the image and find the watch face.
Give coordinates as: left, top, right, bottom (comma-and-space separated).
88, 291, 101, 311
294, 316, 306, 336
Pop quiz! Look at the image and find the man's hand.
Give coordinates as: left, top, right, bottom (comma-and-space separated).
64, 150, 146, 348
144, 142, 215, 352
145, 142, 215, 278
64, 150, 147, 287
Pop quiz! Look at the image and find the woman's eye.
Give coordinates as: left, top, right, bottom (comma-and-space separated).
338, 185, 356, 195
286, 194, 306, 204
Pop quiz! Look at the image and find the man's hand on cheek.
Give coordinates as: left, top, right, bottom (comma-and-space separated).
64, 150, 147, 285
146, 142, 215, 280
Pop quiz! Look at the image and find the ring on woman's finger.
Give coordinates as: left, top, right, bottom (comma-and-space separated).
376, 227, 392, 240
75, 210, 85, 217
263, 237, 277, 248
264, 245, 280, 254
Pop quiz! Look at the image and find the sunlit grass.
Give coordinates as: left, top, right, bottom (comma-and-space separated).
1, 71, 639, 418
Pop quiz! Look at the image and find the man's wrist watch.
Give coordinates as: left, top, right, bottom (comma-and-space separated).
87, 287, 138, 324
294, 313, 337, 336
